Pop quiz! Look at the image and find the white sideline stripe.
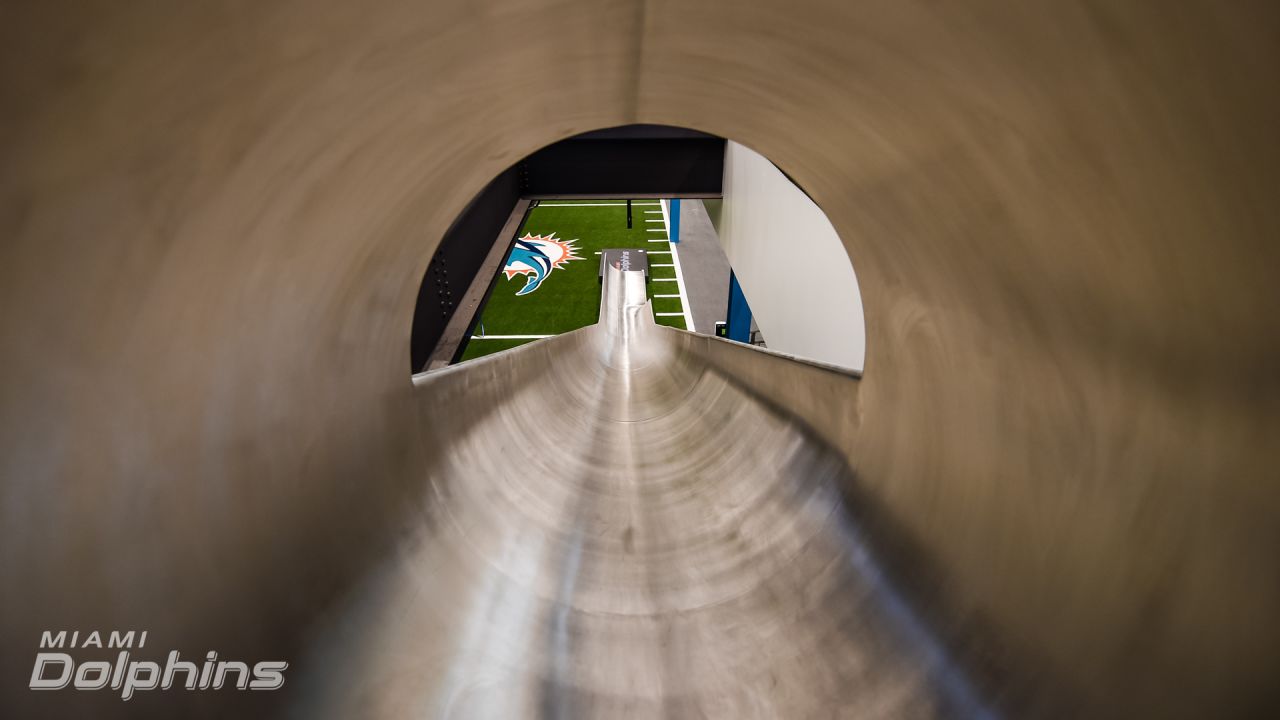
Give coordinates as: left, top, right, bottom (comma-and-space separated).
470, 334, 552, 339
659, 199, 696, 332
654, 294, 680, 298
654, 312, 684, 317
537, 202, 659, 207
653, 278, 678, 282
651, 263, 674, 267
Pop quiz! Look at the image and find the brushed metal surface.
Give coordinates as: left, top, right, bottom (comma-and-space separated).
1, 1, 1277, 718
290, 266, 978, 717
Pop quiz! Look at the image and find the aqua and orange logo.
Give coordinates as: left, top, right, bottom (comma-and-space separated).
503, 233, 581, 295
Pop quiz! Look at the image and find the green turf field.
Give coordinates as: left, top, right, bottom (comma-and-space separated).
459, 200, 690, 361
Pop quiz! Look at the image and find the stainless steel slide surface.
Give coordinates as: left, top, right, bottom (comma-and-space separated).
289, 266, 979, 717
2, 1, 1277, 718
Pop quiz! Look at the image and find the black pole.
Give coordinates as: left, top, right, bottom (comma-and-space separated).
626, 198, 633, 229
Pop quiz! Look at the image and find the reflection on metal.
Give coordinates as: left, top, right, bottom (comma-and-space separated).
3, 2, 1278, 717
292, 266, 986, 717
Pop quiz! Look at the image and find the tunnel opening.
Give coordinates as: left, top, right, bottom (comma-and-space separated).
409, 126, 866, 374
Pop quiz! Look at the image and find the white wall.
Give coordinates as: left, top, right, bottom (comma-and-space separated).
717, 141, 866, 371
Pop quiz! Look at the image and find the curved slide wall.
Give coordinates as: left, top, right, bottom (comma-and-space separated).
1, 1, 1278, 717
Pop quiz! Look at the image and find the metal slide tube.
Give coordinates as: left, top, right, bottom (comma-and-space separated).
327, 265, 979, 717
1, 1, 1276, 717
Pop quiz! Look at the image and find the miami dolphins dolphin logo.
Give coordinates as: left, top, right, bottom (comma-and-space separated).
503, 233, 581, 296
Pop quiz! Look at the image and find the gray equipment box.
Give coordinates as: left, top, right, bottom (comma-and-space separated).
598, 248, 650, 280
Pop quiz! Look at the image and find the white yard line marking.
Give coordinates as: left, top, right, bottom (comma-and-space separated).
645, 219, 664, 223
659, 199, 696, 332
537, 202, 659, 207
668, 247, 696, 332
651, 263, 674, 267
646, 228, 666, 233
652, 277, 678, 282
647, 250, 671, 254
654, 312, 684, 317
647, 239, 669, 243
469, 334, 552, 339
644, 210, 662, 214
653, 294, 680, 298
